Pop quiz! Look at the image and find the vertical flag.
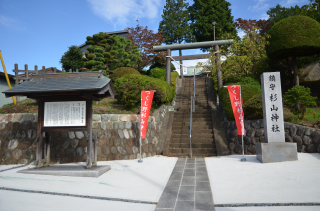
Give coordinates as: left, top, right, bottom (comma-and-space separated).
140, 91, 155, 139
226, 85, 245, 135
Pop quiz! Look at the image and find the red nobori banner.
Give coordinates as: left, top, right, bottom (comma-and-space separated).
227, 85, 245, 135
140, 91, 155, 139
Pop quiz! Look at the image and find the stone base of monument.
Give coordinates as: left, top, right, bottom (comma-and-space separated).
18, 165, 111, 178
256, 142, 298, 163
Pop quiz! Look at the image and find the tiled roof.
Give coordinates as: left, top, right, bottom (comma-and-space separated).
2, 72, 111, 94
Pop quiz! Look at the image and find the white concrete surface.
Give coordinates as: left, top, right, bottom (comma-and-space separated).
206, 153, 320, 205
0, 164, 24, 171
0, 190, 156, 211
216, 207, 320, 211
0, 156, 177, 203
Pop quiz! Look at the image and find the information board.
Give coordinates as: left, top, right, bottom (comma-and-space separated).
44, 101, 86, 127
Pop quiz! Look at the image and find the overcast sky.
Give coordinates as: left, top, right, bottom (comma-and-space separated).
0, 0, 309, 75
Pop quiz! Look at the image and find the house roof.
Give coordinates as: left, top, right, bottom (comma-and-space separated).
0, 71, 14, 80
2, 71, 115, 100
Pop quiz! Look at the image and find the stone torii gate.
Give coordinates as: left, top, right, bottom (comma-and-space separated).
153, 40, 234, 85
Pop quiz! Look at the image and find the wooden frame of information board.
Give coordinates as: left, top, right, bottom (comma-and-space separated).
36, 97, 97, 169
2, 71, 115, 169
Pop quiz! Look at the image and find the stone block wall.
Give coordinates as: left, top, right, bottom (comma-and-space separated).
222, 119, 320, 155
0, 104, 173, 165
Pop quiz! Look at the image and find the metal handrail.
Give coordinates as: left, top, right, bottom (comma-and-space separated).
190, 95, 193, 158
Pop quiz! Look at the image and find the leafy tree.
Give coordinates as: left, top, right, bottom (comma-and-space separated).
266, 15, 320, 86
284, 85, 318, 119
188, 0, 237, 51
60, 45, 84, 72
196, 30, 269, 83
159, 0, 195, 77
188, 0, 237, 90
233, 18, 270, 35
82, 32, 142, 75
125, 20, 166, 72
267, 4, 308, 28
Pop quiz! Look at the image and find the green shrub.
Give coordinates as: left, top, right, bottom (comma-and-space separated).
109, 67, 140, 83
150, 68, 179, 89
283, 85, 318, 119
171, 71, 179, 89
220, 85, 261, 120
150, 67, 166, 80
243, 93, 263, 120
147, 62, 176, 75
114, 74, 175, 108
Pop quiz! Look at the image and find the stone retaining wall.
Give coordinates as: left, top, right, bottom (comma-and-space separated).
0, 104, 173, 165
219, 103, 320, 155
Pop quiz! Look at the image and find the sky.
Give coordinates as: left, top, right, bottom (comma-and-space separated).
0, 0, 310, 76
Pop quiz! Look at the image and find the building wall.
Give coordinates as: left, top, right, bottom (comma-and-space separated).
0, 76, 26, 108
185, 66, 204, 76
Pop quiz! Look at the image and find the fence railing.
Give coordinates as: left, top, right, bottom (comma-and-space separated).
12, 64, 79, 102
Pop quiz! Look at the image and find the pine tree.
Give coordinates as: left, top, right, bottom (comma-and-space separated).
159, 0, 195, 77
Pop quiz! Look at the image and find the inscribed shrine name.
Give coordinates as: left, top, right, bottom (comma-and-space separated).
261, 72, 285, 143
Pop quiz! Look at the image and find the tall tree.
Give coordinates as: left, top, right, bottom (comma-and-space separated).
233, 18, 270, 36
188, 0, 237, 50
125, 20, 166, 72
159, 0, 195, 78
60, 45, 84, 72
267, 4, 310, 28
82, 32, 141, 76
188, 0, 237, 90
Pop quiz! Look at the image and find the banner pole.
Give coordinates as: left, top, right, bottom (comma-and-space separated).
138, 95, 143, 163
240, 86, 246, 162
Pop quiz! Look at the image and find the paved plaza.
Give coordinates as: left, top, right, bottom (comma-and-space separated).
0, 154, 320, 211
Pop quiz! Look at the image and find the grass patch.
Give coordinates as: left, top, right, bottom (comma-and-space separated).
284, 106, 320, 128
0, 97, 154, 115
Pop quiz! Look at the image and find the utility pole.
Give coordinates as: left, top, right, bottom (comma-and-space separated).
212, 21, 223, 90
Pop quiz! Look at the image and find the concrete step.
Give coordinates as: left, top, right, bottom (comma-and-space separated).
170, 138, 215, 144
171, 133, 214, 139
173, 121, 213, 127
172, 125, 213, 130
174, 114, 211, 118
171, 129, 213, 134
169, 143, 215, 149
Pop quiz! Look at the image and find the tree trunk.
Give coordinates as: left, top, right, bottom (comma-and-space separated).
215, 45, 223, 90
286, 57, 293, 86
292, 56, 299, 86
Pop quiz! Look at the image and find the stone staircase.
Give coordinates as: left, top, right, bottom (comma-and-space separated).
168, 76, 217, 157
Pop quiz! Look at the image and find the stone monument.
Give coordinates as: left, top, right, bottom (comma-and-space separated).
256, 72, 298, 163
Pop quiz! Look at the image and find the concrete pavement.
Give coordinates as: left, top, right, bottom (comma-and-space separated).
0, 154, 319, 211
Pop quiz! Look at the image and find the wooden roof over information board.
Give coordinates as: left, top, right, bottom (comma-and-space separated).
2, 71, 115, 101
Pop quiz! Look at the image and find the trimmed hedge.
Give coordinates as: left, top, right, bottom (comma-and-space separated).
114, 74, 175, 108
109, 67, 140, 82
266, 15, 320, 59
171, 71, 179, 89
220, 85, 261, 120
150, 67, 180, 89
243, 93, 263, 120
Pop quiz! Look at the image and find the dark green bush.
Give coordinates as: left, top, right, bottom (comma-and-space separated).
220, 85, 261, 120
243, 93, 263, 120
109, 67, 140, 83
171, 71, 179, 89
266, 15, 320, 59
114, 74, 175, 108
150, 67, 166, 80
